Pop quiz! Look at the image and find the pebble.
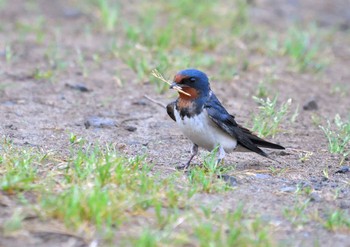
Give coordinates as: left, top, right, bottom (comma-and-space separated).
218, 175, 238, 187
303, 99, 318, 111
84, 116, 116, 129
280, 186, 296, 193
255, 174, 271, 179
65, 83, 90, 92
125, 126, 137, 132
339, 200, 350, 209
335, 166, 350, 174
309, 192, 321, 202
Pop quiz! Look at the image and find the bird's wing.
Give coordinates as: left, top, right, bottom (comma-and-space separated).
166, 101, 176, 121
204, 93, 269, 157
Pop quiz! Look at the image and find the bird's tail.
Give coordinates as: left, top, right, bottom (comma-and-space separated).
238, 125, 285, 150
250, 138, 285, 150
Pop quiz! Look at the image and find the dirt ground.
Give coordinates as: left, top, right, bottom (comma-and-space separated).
1, 0, 350, 246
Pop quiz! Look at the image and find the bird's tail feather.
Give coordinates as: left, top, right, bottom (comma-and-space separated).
250, 138, 285, 150
238, 125, 285, 150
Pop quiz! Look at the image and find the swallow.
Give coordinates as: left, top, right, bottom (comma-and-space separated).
166, 69, 285, 170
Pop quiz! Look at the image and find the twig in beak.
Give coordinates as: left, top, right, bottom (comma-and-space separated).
151, 69, 191, 96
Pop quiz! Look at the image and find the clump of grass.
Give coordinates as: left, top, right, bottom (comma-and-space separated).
251, 96, 292, 137
283, 26, 325, 72
33, 68, 54, 81
0, 141, 48, 193
2, 210, 25, 235
230, 0, 250, 35
323, 210, 350, 232
283, 199, 311, 227
5, 44, 13, 63
0, 138, 276, 245
319, 114, 350, 160
15, 16, 46, 43
127, 205, 272, 247
187, 146, 234, 194
92, 0, 119, 32
193, 206, 271, 247
41, 145, 187, 230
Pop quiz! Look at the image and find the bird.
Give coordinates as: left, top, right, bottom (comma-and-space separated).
166, 68, 285, 170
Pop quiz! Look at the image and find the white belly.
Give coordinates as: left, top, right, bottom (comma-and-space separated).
174, 109, 237, 152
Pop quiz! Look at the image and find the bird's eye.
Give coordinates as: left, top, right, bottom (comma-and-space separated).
190, 77, 196, 83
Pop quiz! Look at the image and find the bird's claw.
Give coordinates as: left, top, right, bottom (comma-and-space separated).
176, 163, 190, 170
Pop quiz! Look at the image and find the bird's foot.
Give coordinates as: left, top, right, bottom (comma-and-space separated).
176, 163, 191, 171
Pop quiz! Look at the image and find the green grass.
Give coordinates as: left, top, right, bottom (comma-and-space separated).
324, 210, 350, 232
266, 25, 328, 72
89, 0, 119, 32
283, 199, 311, 227
251, 96, 292, 137
102, 0, 257, 92
0, 142, 49, 193
283, 26, 325, 72
320, 114, 350, 160
0, 139, 274, 245
15, 16, 46, 43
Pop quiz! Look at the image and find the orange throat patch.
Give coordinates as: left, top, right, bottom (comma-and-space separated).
177, 87, 199, 108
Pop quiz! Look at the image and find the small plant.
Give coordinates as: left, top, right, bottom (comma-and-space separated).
320, 114, 350, 159
33, 68, 54, 81
76, 48, 88, 77
2, 210, 25, 235
283, 199, 311, 227
0, 144, 48, 193
5, 44, 13, 63
324, 210, 350, 232
283, 26, 325, 72
251, 96, 292, 137
94, 0, 119, 32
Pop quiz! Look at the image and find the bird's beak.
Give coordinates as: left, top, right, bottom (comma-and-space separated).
169, 82, 191, 96
170, 82, 178, 89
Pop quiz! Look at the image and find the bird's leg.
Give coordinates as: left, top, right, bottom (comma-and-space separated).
215, 145, 226, 166
176, 144, 198, 170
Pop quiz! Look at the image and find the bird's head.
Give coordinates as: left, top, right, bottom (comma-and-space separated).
170, 69, 210, 100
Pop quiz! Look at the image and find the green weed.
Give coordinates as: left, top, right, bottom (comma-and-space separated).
92, 0, 119, 32
252, 96, 292, 137
2, 209, 25, 235
324, 210, 350, 232
41, 145, 186, 230
283, 26, 325, 72
33, 68, 54, 81
15, 16, 46, 43
283, 199, 311, 227
320, 114, 350, 159
193, 206, 271, 247
0, 143, 48, 193
5, 44, 13, 63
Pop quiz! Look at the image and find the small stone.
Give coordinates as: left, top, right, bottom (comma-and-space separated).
63, 8, 82, 19
335, 166, 350, 174
132, 100, 147, 106
84, 116, 116, 129
339, 200, 350, 209
303, 99, 318, 111
218, 175, 238, 187
118, 143, 127, 150
255, 174, 271, 179
1, 101, 16, 106
5, 124, 17, 130
65, 83, 90, 92
125, 126, 137, 132
309, 192, 321, 202
280, 186, 295, 193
